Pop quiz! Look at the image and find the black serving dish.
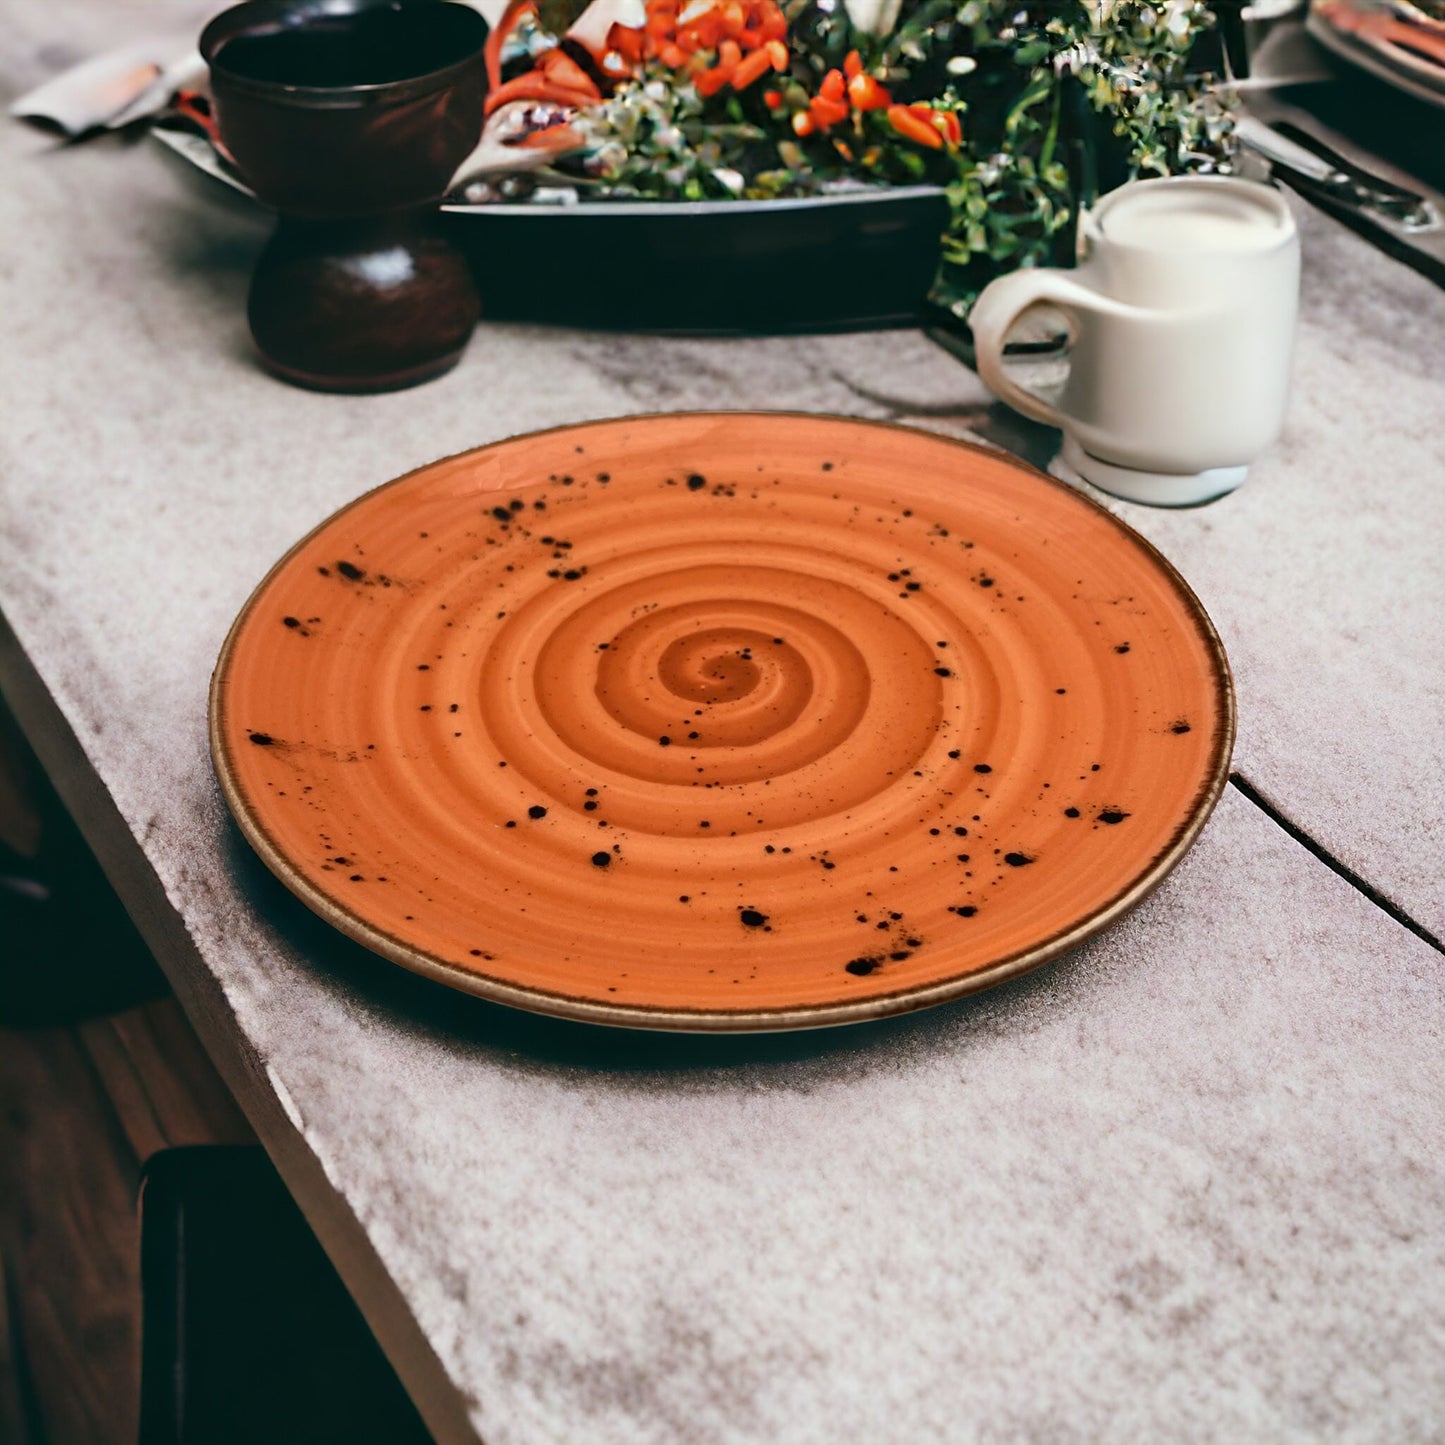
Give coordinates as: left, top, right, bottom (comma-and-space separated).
454, 188, 951, 332
150, 127, 949, 333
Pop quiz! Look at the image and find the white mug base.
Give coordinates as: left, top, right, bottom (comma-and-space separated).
1058, 434, 1249, 508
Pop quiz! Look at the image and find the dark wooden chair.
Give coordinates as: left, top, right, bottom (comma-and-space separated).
138, 1147, 434, 1445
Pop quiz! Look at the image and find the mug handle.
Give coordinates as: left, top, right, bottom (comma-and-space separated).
969, 268, 1145, 429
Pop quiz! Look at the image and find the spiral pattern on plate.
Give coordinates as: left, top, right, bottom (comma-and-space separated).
211, 413, 1233, 1029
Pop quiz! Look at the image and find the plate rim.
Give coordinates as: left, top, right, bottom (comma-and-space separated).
148, 127, 949, 216
1306, 4, 1445, 109
209, 411, 1236, 1033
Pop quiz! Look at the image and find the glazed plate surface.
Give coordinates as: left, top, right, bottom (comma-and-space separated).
210, 413, 1234, 1030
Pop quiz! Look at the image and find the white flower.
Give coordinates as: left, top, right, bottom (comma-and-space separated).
1165, 0, 1194, 38
842, 0, 903, 37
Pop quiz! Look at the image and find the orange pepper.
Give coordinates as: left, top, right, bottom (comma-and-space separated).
820, 67, 846, 102
886, 103, 943, 148
484, 72, 601, 115
637, 0, 788, 86
485, 0, 533, 92
809, 93, 850, 128
606, 21, 646, 61
906, 103, 961, 146
694, 62, 732, 94
844, 49, 863, 79
539, 46, 602, 95
792, 109, 816, 136
847, 71, 889, 110
516, 122, 585, 151
731, 45, 775, 89
681, 14, 722, 47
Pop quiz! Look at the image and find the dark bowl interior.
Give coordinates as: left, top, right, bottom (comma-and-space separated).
201, 0, 488, 216
203, 0, 487, 95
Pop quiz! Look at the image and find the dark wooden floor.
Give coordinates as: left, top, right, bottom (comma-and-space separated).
0, 701, 254, 1445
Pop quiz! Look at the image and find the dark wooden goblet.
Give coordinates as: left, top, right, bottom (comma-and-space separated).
201, 0, 488, 392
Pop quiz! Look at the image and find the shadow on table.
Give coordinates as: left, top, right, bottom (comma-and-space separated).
221, 818, 1106, 1082
145, 175, 271, 367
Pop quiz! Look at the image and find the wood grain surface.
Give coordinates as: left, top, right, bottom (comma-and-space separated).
0, 999, 254, 1445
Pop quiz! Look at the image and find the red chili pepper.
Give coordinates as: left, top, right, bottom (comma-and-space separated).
678, 13, 722, 48
819, 67, 846, 103
538, 46, 602, 95
484, 72, 600, 115
515, 122, 585, 151
485, 0, 534, 92
694, 62, 733, 95
731, 45, 775, 90
905, 103, 961, 146
633, 0, 790, 85
886, 103, 943, 149
844, 49, 863, 79
809, 93, 850, 129
606, 22, 646, 62
847, 71, 889, 110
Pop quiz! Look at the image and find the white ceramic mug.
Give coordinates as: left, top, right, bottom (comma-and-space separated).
970, 175, 1300, 506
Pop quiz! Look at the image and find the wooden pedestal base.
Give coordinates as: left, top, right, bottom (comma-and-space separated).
247, 211, 480, 393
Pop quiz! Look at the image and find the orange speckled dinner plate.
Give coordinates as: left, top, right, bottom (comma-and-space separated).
210, 413, 1233, 1031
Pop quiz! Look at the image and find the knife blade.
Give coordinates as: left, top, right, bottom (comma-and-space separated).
1237, 92, 1445, 287
1234, 112, 1439, 229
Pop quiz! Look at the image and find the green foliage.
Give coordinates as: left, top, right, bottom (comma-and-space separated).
568, 0, 1235, 311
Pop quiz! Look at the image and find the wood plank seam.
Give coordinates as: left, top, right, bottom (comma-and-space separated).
1228, 773, 1443, 955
